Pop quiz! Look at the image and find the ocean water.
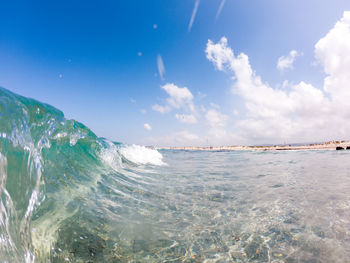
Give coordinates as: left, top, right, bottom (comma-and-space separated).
1, 87, 350, 263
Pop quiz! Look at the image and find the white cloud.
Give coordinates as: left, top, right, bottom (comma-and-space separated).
315, 11, 350, 106
175, 113, 197, 124
144, 123, 152, 131
206, 37, 329, 141
205, 108, 230, 143
157, 54, 165, 80
205, 11, 350, 144
152, 104, 171, 114
216, 0, 226, 20
152, 83, 196, 120
206, 37, 234, 71
188, 0, 200, 32
205, 109, 228, 128
145, 11, 350, 146
162, 83, 194, 109
277, 50, 301, 72
140, 109, 147, 114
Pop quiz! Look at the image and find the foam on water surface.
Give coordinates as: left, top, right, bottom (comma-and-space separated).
119, 144, 166, 166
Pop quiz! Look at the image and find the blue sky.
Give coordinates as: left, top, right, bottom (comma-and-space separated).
1, 0, 350, 146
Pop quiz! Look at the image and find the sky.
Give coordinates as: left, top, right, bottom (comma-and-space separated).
1, 0, 350, 146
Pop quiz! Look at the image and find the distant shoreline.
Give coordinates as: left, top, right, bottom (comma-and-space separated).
153, 141, 350, 151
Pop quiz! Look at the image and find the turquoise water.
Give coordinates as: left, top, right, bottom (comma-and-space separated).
1, 87, 350, 262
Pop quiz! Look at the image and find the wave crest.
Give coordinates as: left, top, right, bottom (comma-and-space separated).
120, 144, 165, 166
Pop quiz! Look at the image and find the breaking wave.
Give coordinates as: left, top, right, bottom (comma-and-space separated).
119, 144, 165, 166
0, 87, 164, 262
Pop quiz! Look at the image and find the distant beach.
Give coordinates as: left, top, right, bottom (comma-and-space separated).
155, 140, 350, 151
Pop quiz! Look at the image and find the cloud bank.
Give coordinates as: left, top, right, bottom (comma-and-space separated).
205, 11, 350, 144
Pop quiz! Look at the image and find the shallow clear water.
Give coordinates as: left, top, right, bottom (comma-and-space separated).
119, 149, 350, 263
42, 149, 350, 263
2, 87, 350, 262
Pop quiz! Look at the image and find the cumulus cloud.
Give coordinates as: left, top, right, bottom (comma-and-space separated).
145, 12, 350, 146
152, 83, 197, 123
144, 123, 152, 131
206, 37, 234, 71
188, 0, 200, 32
205, 109, 228, 128
206, 37, 329, 142
315, 11, 350, 106
205, 108, 230, 143
277, 50, 301, 72
162, 83, 194, 109
205, 12, 350, 144
157, 54, 165, 80
175, 114, 197, 124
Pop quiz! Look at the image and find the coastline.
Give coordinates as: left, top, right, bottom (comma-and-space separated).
153, 140, 350, 151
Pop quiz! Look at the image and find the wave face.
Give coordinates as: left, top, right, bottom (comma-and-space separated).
0, 87, 165, 262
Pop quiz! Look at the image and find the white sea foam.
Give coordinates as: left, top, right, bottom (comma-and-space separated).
120, 144, 165, 166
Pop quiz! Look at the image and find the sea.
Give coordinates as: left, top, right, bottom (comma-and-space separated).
1, 87, 350, 262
